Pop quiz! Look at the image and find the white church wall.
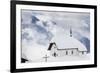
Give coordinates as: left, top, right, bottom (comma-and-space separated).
83, 52, 87, 55
72, 49, 78, 55
78, 51, 87, 56
57, 50, 66, 57
50, 48, 80, 57
79, 52, 83, 56
50, 49, 58, 57
67, 50, 72, 56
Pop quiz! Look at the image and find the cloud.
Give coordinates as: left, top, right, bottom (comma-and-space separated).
21, 10, 90, 60
22, 9, 90, 45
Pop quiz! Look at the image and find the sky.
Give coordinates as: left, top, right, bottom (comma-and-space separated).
21, 9, 90, 60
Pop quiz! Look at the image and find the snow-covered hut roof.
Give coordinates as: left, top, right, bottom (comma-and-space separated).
50, 35, 87, 51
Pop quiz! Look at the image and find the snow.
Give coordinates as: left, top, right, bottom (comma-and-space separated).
22, 40, 50, 61
26, 54, 90, 63
52, 36, 87, 51
50, 26, 87, 51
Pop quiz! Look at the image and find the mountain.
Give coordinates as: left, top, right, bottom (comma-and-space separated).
80, 37, 90, 53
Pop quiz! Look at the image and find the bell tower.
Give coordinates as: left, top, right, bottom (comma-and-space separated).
70, 27, 72, 37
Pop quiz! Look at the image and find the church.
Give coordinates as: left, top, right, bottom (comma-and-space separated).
48, 28, 87, 57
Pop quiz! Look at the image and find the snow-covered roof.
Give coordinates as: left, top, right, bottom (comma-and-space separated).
51, 35, 87, 51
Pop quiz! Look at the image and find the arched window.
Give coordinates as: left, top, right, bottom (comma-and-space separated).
82, 51, 84, 54
71, 50, 73, 54
66, 51, 68, 55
